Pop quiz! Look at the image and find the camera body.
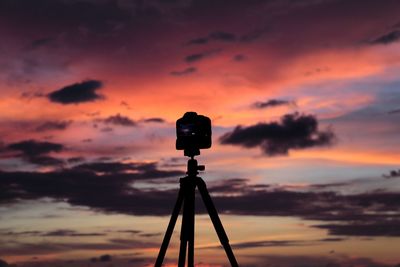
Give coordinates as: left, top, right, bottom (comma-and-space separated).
176, 112, 211, 156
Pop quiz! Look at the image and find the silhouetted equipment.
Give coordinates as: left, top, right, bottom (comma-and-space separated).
176, 111, 212, 157
155, 112, 239, 267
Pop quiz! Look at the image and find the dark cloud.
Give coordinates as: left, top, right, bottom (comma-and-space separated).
139, 232, 161, 238
170, 67, 197, 76
252, 99, 296, 109
101, 114, 136, 127
205, 237, 345, 250
229, 240, 305, 249
99, 254, 112, 262
27, 155, 64, 166
0, 259, 11, 267
186, 30, 236, 46
20, 91, 45, 101
29, 37, 54, 50
388, 108, 400, 114
186, 37, 209, 45
35, 120, 72, 132
116, 230, 141, 234
250, 254, 394, 267
142, 117, 165, 123
208, 178, 252, 194
100, 127, 113, 132
67, 157, 85, 163
209, 31, 236, 42
0, 162, 183, 215
7, 140, 63, 156
1, 171, 400, 237
383, 169, 400, 179
72, 161, 169, 175
0, 230, 42, 236
308, 182, 351, 190
220, 113, 336, 156
185, 53, 205, 63
0, 238, 157, 256
233, 54, 246, 62
240, 27, 269, 42
314, 220, 400, 236
370, 30, 400, 45
186, 27, 267, 47
43, 229, 106, 237
0, 229, 105, 237
47, 80, 103, 104
0, 0, 132, 37
184, 49, 220, 63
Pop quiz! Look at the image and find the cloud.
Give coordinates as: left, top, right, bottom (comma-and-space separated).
1, 171, 400, 237
29, 37, 54, 50
370, 30, 400, 45
0, 238, 158, 256
249, 254, 394, 267
232, 54, 246, 62
219, 113, 336, 156
99, 254, 112, 262
43, 229, 106, 237
0, 230, 42, 236
27, 155, 64, 166
0, 259, 11, 267
186, 31, 236, 45
101, 114, 136, 127
72, 161, 167, 175
100, 127, 113, 132
7, 139, 63, 156
205, 237, 345, 250
209, 31, 236, 42
116, 230, 141, 234
314, 220, 400, 236
186, 37, 209, 45
20, 91, 45, 101
138, 232, 161, 237
0, 160, 184, 215
170, 67, 197, 76
252, 99, 296, 109
383, 169, 400, 179
185, 53, 206, 63
47, 80, 103, 104
240, 27, 269, 42
142, 117, 165, 123
388, 108, 400, 114
6, 140, 64, 166
208, 178, 256, 194
184, 49, 220, 63
308, 182, 351, 190
0, 229, 105, 237
35, 120, 72, 132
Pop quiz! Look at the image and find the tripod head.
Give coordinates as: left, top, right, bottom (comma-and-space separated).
186, 156, 205, 177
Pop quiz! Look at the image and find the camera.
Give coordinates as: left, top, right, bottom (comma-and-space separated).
176, 112, 212, 156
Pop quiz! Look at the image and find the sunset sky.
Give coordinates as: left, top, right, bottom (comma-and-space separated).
1, 0, 400, 266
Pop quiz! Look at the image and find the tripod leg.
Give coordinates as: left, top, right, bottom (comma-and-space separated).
178, 236, 187, 267
155, 186, 184, 267
196, 178, 239, 267
178, 177, 196, 267
178, 187, 188, 267
187, 178, 196, 267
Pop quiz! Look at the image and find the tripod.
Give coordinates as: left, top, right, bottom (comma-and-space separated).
155, 156, 239, 267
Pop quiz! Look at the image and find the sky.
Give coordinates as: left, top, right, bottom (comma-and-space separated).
0, 0, 400, 266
